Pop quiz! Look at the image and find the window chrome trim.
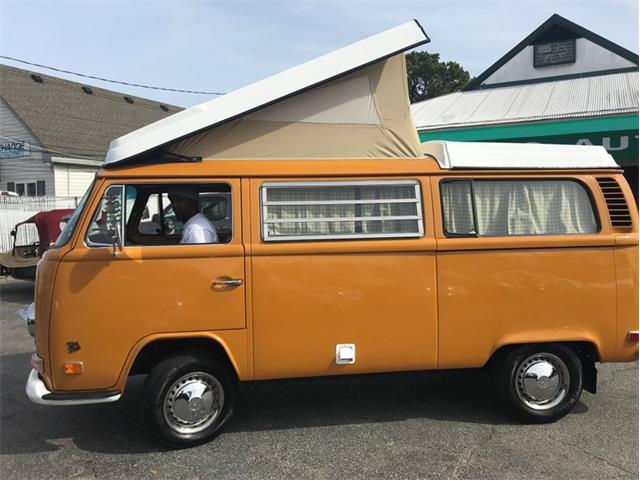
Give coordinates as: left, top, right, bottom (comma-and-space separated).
261, 180, 424, 242
264, 215, 421, 224
263, 198, 419, 206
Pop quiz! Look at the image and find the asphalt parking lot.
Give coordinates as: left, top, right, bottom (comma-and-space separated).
0, 277, 637, 480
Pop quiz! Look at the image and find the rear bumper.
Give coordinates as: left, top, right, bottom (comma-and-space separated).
25, 369, 121, 406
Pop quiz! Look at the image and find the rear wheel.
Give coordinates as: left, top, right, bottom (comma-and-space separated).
143, 352, 236, 448
498, 344, 583, 423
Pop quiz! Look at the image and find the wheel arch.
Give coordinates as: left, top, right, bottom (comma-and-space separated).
484, 340, 600, 394
116, 333, 243, 391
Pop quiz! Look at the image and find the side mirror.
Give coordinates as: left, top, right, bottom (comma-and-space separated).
142, 206, 150, 220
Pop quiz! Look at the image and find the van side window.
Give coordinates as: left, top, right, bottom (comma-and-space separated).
441, 179, 598, 237
126, 183, 232, 245
86, 184, 124, 246
86, 183, 232, 247
261, 180, 424, 241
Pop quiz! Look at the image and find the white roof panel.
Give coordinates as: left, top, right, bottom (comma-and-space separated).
411, 72, 638, 130
422, 141, 620, 169
106, 20, 429, 165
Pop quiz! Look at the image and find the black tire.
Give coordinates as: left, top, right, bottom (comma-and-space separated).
143, 351, 236, 448
497, 344, 583, 423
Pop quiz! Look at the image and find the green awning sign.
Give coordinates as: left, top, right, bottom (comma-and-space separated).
418, 114, 639, 166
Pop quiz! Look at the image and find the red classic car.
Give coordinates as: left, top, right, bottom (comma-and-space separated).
0, 209, 74, 279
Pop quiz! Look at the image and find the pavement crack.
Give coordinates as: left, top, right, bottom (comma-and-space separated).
552, 436, 636, 476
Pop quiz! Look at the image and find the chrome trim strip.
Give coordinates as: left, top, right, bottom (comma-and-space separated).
263, 199, 419, 206
261, 232, 422, 242
262, 180, 420, 187
264, 215, 421, 224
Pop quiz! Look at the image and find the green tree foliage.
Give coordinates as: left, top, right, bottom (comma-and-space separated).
406, 51, 470, 104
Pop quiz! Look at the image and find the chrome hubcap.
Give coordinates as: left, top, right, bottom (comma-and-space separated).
515, 353, 570, 411
163, 372, 224, 434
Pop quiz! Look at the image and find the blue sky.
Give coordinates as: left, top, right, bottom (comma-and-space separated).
0, 0, 638, 107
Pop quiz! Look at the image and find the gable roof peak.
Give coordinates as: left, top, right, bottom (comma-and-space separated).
465, 13, 639, 91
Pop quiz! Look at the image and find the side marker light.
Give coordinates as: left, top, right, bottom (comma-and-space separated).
63, 362, 84, 375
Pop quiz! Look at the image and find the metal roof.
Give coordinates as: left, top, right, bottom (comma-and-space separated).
411, 71, 638, 131
421, 141, 619, 169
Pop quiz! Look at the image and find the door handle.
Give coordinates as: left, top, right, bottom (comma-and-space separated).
211, 278, 243, 287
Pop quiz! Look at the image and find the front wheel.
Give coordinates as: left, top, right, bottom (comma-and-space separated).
498, 344, 583, 423
143, 352, 236, 448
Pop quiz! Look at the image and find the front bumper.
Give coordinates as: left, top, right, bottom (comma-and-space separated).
25, 369, 121, 406
18, 302, 35, 337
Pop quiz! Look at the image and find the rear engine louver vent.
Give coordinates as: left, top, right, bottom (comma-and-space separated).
597, 178, 632, 228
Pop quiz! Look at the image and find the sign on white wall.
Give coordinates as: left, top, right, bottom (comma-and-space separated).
0, 140, 31, 159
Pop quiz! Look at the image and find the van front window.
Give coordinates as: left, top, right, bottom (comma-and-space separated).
51, 180, 95, 249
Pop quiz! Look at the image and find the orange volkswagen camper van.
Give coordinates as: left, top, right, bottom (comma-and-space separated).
22, 21, 638, 448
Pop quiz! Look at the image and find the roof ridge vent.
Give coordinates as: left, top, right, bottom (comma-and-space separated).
30, 74, 43, 84
124, 96, 134, 104
597, 177, 632, 228
82, 86, 93, 95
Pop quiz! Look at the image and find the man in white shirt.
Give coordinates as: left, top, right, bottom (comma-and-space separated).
168, 186, 219, 244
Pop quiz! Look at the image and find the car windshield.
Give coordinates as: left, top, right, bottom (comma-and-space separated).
51, 180, 95, 249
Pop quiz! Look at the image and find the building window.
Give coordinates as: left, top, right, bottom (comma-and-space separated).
440, 179, 598, 237
261, 180, 424, 242
16, 183, 25, 196
37, 181, 45, 196
7, 182, 15, 192
27, 183, 36, 196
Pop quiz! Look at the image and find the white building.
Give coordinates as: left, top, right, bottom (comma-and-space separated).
0, 65, 182, 197
411, 14, 639, 199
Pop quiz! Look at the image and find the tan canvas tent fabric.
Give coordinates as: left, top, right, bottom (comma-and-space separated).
168, 54, 421, 159
105, 20, 429, 166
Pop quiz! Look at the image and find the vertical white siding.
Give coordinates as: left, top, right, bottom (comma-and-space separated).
0, 97, 55, 195
53, 164, 97, 197
53, 164, 69, 196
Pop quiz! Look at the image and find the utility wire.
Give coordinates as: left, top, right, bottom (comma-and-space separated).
0, 55, 225, 95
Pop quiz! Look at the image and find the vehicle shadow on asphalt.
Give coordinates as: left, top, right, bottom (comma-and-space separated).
0, 279, 34, 304
0, 352, 589, 455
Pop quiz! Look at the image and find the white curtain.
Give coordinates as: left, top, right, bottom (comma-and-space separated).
440, 181, 475, 235
442, 180, 597, 236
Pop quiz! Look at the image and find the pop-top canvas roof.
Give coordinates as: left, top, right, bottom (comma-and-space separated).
422, 141, 619, 169
105, 20, 429, 167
